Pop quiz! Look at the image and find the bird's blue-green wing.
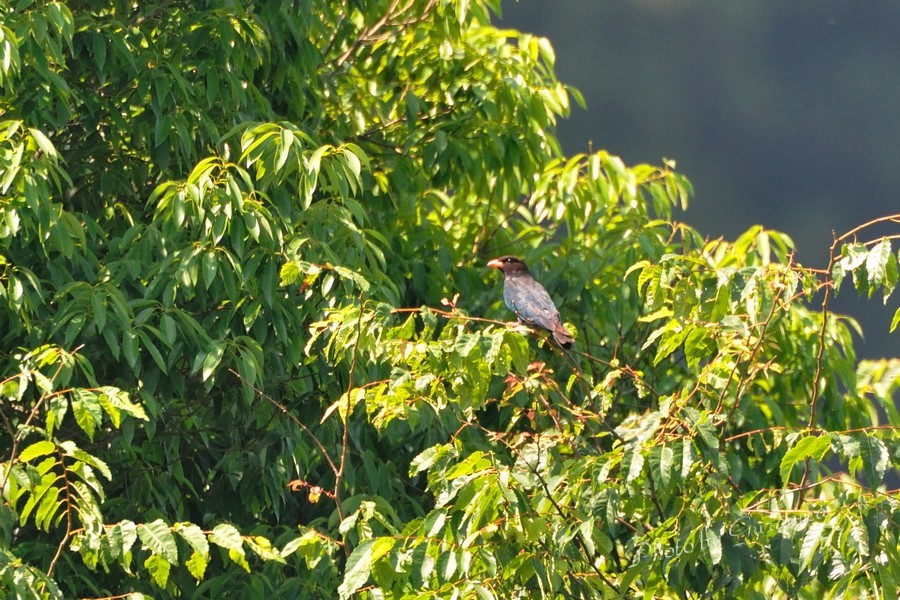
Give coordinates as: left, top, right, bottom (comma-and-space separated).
503, 276, 562, 331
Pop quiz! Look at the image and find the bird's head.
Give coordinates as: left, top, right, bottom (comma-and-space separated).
487, 255, 530, 275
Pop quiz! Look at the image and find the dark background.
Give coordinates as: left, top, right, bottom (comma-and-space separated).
500, 0, 899, 359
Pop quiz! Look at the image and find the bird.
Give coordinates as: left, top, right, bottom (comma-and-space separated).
487, 255, 574, 348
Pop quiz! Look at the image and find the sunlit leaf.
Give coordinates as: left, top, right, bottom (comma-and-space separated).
338, 538, 395, 600
209, 523, 243, 551
780, 434, 832, 488
144, 553, 171, 588
17, 440, 56, 463
137, 519, 178, 564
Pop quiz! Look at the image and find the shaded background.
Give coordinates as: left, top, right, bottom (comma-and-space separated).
500, 0, 899, 359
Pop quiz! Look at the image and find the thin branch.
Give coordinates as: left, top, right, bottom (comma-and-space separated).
797, 214, 900, 507
1, 346, 82, 495
47, 449, 74, 577
335, 0, 406, 66
463, 413, 638, 591
862, 233, 900, 247
334, 292, 367, 543
715, 257, 791, 420
511, 432, 623, 595
834, 213, 900, 244
726, 424, 900, 442
798, 233, 841, 508
471, 192, 535, 258
229, 369, 339, 478
724, 426, 792, 442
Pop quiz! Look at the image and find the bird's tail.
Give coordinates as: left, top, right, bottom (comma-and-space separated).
553, 324, 574, 349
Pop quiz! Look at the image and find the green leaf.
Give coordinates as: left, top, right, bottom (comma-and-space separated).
800, 521, 825, 571
625, 446, 644, 483
705, 524, 723, 566
201, 250, 217, 290
338, 537, 395, 600
137, 329, 168, 374
228, 548, 251, 572
281, 529, 332, 564
137, 519, 178, 564
98, 386, 148, 422
144, 553, 171, 588
18, 440, 56, 463
276, 127, 294, 172
29, 127, 57, 157
651, 444, 674, 490
35, 484, 62, 530
683, 408, 719, 457
681, 439, 695, 478
91, 289, 107, 331
159, 314, 177, 347
246, 536, 285, 563
651, 323, 688, 365
103, 520, 138, 562
859, 434, 889, 487
423, 509, 447, 538
437, 550, 458, 580
185, 550, 208, 581
333, 264, 371, 292
279, 260, 302, 286
19, 473, 53, 526
780, 434, 831, 488
44, 394, 67, 437
208, 523, 243, 551
174, 522, 209, 557
71, 388, 103, 441
119, 521, 139, 554
122, 329, 139, 369
864, 238, 893, 298
834, 243, 868, 293
410, 444, 451, 477
91, 32, 106, 72
200, 341, 225, 382
59, 440, 112, 480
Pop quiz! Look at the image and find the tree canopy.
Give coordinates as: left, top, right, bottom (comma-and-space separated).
1, 1, 898, 598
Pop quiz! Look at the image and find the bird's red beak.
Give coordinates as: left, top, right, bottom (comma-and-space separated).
487, 258, 503, 269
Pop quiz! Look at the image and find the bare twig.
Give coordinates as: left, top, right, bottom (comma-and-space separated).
834, 214, 900, 245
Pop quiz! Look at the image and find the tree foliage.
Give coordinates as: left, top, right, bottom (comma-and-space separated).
1, 1, 898, 598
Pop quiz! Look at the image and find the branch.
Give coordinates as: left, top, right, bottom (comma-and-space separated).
334, 291, 367, 548
47, 449, 74, 577
227, 369, 339, 479
473, 424, 627, 595
798, 234, 841, 508
796, 214, 900, 507
715, 256, 792, 421
335, 0, 422, 66
834, 213, 900, 245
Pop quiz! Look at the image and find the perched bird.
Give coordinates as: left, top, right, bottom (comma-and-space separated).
487, 255, 574, 348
